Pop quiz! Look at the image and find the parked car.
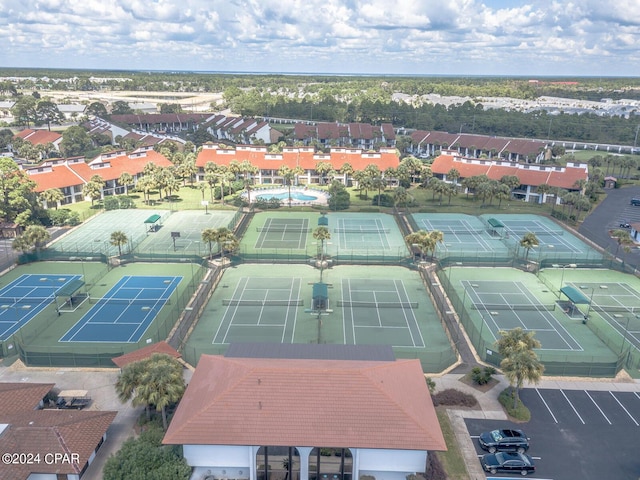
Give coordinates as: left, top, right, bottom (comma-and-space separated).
478, 428, 530, 453
619, 222, 631, 228
480, 452, 535, 476
630, 198, 640, 206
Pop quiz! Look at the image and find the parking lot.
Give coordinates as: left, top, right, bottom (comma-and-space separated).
465, 388, 640, 479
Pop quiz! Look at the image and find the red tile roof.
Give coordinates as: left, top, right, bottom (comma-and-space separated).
431, 154, 587, 190
163, 355, 446, 451
15, 129, 62, 146
196, 145, 399, 172
0, 383, 116, 480
27, 150, 174, 192
111, 341, 181, 368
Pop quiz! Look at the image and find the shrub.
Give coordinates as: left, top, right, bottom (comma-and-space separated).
498, 387, 531, 421
119, 196, 135, 209
432, 388, 478, 407
424, 453, 446, 480
371, 193, 394, 207
103, 196, 120, 210
470, 366, 496, 385
425, 376, 436, 394
320, 448, 333, 456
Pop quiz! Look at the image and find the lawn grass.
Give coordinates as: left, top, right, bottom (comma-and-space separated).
57, 182, 560, 226
435, 409, 470, 480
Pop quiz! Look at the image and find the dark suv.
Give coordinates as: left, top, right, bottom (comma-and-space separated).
478, 428, 530, 453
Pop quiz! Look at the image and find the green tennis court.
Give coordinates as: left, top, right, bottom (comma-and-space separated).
442, 267, 619, 369
411, 213, 509, 256
185, 264, 455, 371
461, 279, 582, 351
481, 213, 603, 262
136, 210, 239, 255
50, 209, 169, 256
566, 281, 640, 352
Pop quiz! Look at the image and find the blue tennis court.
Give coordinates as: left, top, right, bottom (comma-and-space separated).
60, 275, 182, 343
0, 274, 82, 341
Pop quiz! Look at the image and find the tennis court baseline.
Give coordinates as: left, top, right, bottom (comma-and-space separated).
0, 274, 82, 341
59, 275, 182, 343
463, 280, 583, 351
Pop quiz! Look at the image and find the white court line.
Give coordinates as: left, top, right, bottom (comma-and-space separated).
394, 279, 424, 347
213, 277, 248, 344
536, 388, 558, 423
561, 389, 585, 424
609, 392, 639, 426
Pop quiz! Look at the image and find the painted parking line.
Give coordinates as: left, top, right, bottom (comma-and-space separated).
536, 388, 558, 423
560, 389, 585, 424
610, 392, 639, 426
585, 390, 612, 424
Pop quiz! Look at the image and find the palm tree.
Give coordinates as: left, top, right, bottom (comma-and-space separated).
115, 354, 185, 430
110, 231, 128, 256
202, 227, 238, 260
278, 165, 296, 208
315, 161, 333, 185
519, 232, 539, 261
428, 230, 444, 259
393, 186, 409, 208
82, 181, 102, 206
312, 226, 331, 281
405, 231, 436, 262
39, 188, 64, 210
495, 328, 544, 409
340, 163, 354, 185
118, 172, 134, 195
447, 168, 460, 188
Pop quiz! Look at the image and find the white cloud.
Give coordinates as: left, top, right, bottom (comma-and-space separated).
0, 0, 637, 75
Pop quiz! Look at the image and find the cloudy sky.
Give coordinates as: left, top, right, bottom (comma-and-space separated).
1, 0, 638, 76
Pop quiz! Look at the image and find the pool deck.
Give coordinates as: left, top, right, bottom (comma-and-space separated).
247, 186, 329, 206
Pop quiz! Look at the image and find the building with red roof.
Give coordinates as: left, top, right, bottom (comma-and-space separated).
26, 146, 173, 206
195, 144, 399, 185
0, 382, 116, 480
163, 352, 445, 480
14, 129, 63, 156
431, 151, 588, 204
294, 122, 396, 149
411, 130, 547, 163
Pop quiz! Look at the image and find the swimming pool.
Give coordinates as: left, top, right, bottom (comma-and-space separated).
255, 191, 318, 201
247, 187, 328, 205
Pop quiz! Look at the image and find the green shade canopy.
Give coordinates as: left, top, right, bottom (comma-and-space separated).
312, 282, 328, 300
560, 286, 591, 304
144, 214, 161, 224
317, 216, 329, 226
487, 218, 505, 228
56, 279, 84, 297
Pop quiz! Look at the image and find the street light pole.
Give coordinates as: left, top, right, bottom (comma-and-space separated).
39, 277, 63, 316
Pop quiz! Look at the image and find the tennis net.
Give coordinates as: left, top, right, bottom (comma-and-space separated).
432, 228, 485, 235
256, 227, 311, 233
591, 304, 640, 314
333, 228, 390, 234
337, 301, 418, 308
503, 228, 564, 236
90, 298, 170, 306
223, 299, 304, 307
471, 303, 556, 311
0, 297, 52, 306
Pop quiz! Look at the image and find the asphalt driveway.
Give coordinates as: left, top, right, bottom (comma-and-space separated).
465, 387, 640, 480
579, 186, 640, 269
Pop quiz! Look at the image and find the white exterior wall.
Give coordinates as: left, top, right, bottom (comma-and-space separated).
184, 444, 253, 468
355, 448, 426, 473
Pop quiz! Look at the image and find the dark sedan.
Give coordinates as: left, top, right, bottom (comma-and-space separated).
480, 452, 535, 476
478, 428, 529, 453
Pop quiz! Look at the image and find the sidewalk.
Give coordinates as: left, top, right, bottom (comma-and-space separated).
434, 372, 640, 479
